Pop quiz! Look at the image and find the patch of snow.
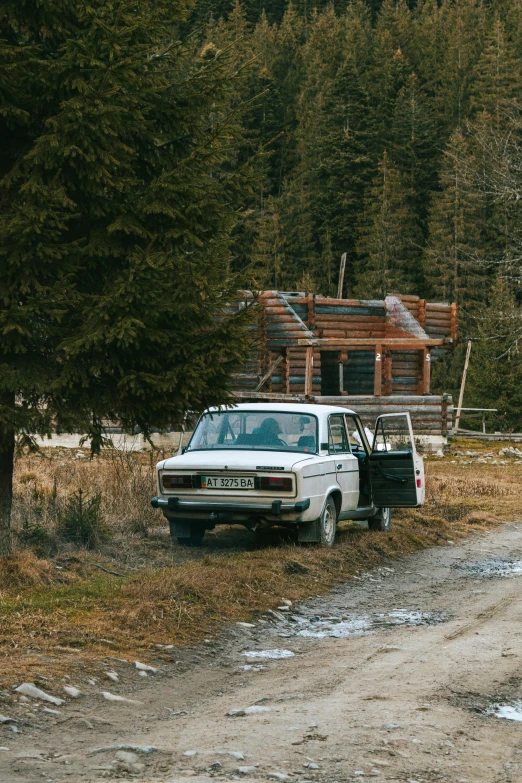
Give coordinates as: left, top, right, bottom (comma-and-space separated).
488, 702, 522, 722
241, 649, 295, 659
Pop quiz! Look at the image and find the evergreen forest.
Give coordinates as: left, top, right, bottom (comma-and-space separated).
190, 0, 522, 423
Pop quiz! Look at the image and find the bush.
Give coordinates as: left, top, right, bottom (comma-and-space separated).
17, 525, 58, 558
57, 489, 110, 549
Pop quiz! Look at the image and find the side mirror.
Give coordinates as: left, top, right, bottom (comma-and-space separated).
181, 446, 188, 455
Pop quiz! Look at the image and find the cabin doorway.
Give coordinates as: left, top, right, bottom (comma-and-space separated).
320, 350, 375, 396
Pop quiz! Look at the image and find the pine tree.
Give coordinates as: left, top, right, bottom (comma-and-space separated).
355, 151, 422, 298
0, 0, 253, 555
249, 199, 283, 289
313, 58, 374, 293
423, 129, 485, 305
366, 32, 410, 154
470, 15, 521, 123
436, 0, 487, 130
390, 72, 440, 234
466, 277, 522, 430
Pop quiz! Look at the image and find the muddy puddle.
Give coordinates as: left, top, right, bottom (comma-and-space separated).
456, 559, 522, 578
273, 609, 451, 639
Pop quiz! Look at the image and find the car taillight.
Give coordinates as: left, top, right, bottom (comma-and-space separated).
416, 478, 422, 488
162, 474, 193, 489
258, 476, 293, 491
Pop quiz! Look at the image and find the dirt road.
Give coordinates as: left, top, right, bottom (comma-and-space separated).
4, 522, 522, 783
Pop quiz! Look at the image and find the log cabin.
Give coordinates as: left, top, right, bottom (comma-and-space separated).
232, 291, 458, 438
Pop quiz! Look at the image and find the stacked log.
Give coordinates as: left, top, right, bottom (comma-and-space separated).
262, 293, 316, 350
397, 294, 421, 322
314, 394, 453, 435
313, 298, 386, 339
270, 348, 322, 394
390, 350, 421, 394
343, 350, 376, 395
424, 303, 454, 338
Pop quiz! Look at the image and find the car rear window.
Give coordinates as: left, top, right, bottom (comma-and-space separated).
187, 411, 318, 454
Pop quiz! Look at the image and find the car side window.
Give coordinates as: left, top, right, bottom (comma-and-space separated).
328, 415, 350, 454
344, 415, 369, 453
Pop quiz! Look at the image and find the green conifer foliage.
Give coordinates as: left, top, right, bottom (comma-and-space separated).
0, 0, 253, 554
390, 72, 440, 233
437, 0, 486, 130
423, 129, 485, 306
355, 151, 421, 298
367, 35, 409, 155
314, 58, 374, 294
466, 277, 522, 429
470, 16, 521, 122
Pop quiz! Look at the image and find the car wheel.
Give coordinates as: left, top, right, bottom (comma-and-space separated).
368, 507, 392, 531
319, 495, 338, 547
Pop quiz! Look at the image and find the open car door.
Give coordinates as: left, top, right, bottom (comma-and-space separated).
369, 413, 424, 508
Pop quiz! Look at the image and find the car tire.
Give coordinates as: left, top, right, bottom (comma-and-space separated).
368, 507, 392, 531
319, 495, 338, 547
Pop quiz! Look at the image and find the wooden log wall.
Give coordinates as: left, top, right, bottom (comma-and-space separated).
390, 350, 421, 394
233, 392, 454, 436
399, 295, 457, 341
233, 292, 458, 398
269, 348, 322, 395
296, 296, 386, 338
314, 394, 453, 436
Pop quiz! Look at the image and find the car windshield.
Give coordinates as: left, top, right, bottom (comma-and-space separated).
187, 411, 319, 454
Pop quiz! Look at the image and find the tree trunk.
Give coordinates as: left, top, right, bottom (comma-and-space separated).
0, 429, 15, 557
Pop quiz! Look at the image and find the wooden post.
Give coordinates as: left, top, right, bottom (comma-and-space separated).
307, 293, 314, 328
339, 351, 348, 396
441, 393, 449, 436
337, 253, 347, 300
422, 348, 431, 394
383, 351, 392, 395
284, 348, 291, 395
305, 346, 314, 395
373, 344, 382, 396
454, 340, 472, 433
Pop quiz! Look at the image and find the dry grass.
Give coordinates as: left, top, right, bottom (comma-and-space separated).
0, 444, 520, 685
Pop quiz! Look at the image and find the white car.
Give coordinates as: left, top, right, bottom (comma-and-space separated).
151, 403, 425, 547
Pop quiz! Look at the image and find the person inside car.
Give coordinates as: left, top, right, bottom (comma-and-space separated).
255, 417, 287, 448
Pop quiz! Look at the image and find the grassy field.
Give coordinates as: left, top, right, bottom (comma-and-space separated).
0, 439, 520, 686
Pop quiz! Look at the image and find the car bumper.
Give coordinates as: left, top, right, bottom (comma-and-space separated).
151, 496, 311, 517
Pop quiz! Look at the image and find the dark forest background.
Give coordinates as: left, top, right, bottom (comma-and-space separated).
184, 0, 522, 423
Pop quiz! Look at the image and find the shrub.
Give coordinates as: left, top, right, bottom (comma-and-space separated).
17, 525, 57, 558
57, 489, 110, 549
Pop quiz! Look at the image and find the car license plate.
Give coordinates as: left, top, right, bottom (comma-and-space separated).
201, 476, 255, 490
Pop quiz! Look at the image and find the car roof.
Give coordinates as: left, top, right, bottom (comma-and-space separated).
205, 402, 357, 417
